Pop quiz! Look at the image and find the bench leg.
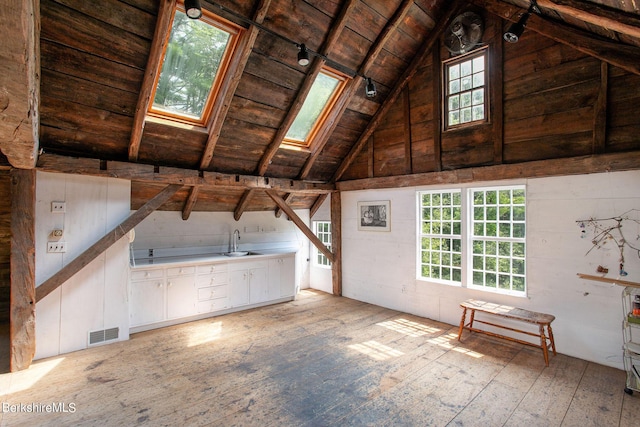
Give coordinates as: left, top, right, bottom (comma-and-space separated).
547, 324, 557, 356
457, 307, 467, 341
539, 324, 550, 366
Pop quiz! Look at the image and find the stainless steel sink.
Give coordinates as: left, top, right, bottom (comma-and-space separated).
224, 251, 261, 257
225, 251, 249, 257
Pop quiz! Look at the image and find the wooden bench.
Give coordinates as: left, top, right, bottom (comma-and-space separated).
457, 299, 557, 366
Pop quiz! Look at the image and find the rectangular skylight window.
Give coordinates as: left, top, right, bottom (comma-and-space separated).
149, 4, 241, 126
284, 67, 348, 148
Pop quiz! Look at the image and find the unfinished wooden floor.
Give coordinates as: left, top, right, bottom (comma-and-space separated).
1, 289, 639, 426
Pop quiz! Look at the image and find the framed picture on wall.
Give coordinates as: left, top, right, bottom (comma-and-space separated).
357, 200, 390, 231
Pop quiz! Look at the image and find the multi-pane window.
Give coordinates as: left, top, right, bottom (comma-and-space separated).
470, 187, 526, 293
284, 67, 348, 149
419, 191, 462, 283
149, 4, 241, 126
418, 185, 526, 296
444, 48, 487, 128
314, 221, 332, 267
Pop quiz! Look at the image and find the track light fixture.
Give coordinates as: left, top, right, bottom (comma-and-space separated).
503, 1, 538, 43
184, 0, 203, 20
365, 77, 377, 98
297, 44, 310, 66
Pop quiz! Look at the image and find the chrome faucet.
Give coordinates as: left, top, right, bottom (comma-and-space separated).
232, 229, 240, 252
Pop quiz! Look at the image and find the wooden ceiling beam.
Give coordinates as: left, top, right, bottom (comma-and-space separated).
181, 185, 200, 220
200, 0, 272, 170
537, 0, 640, 40
255, 0, 359, 177
36, 184, 182, 302
128, 0, 175, 161
0, 0, 40, 169
234, 189, 256, 221
265, 190, 334, 262
469, 0, 640, 75
298, 0, 416, 180
36, 153, 335, 194
332, 0, 466, 182
336, 151, 640, 192
250, 0, 357, 220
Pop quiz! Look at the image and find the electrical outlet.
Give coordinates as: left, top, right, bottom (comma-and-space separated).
51, 202, 66, 213
47, 241, 67, 253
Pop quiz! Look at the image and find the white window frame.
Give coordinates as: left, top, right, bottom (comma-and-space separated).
443, 46, 489, 130
417, 184, 526, 297
313, 221, 332, 268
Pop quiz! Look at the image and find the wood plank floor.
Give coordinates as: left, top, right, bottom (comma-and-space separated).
1, 289, 639, 426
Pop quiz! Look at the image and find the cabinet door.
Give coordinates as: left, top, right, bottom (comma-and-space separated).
249, 265, 268, 304
130, 280, 165, 326
279, 256, 295, 297
167, 276, 196, 319
269, 257, 296, 298
229, 269, 249, 307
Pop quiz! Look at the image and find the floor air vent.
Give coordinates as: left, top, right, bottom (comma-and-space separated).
88, 327, 119, 346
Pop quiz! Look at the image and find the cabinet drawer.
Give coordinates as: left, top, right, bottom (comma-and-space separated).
130, 269, 164, 281
197, 285, 228, 301
195, 272, 228, 287
196, 263, 227, 275
197, 298, 228, 313
167, 266, 196, 277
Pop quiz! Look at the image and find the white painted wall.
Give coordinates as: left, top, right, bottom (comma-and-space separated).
35, 172, 131, 359
337, 170, 640, 369
131, 210, 311, 291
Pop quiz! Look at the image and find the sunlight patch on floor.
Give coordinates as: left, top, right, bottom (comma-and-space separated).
427, 333, 484, 358
0, 357, 65, 396
348, 341, 404, 361
187, 321, 223, 347
376, 318, 441, 337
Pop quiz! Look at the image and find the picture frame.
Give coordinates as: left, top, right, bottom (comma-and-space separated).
357, 200, 390, 231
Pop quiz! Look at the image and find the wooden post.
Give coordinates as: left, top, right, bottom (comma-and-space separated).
331, 191, 342, 296
10, 168, 36, 371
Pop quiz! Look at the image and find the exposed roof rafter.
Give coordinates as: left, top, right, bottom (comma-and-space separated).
333, 0, 467, 182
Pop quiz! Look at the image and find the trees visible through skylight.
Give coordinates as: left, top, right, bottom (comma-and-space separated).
285, 68, 347, 148
150, 7, 240, 125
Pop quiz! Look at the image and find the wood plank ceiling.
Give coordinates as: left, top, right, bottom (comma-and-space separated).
19, 0, 640, 217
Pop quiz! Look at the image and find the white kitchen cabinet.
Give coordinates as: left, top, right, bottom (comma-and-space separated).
167, 275, 197, 319
130, 278, 164, 326
229, 260, 268, 306
249, 264, 268, 304
130, 252, 296, 332
196, 263, 229, 314
268, 255, 296, 298
130, 265, 196, 326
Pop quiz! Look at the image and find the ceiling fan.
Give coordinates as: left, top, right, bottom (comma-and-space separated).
444, 12, 484, 55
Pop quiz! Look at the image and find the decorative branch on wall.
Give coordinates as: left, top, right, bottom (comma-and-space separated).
576, 209, 640, 276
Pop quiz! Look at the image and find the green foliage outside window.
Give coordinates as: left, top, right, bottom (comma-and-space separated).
153, 11, 232, 120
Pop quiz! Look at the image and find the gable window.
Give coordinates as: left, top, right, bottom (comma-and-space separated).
443, 47, 488, 129
313, 221, 332, 267
283, 67, 348, 149
418, 185, 526, 296
148, 3, 241, 126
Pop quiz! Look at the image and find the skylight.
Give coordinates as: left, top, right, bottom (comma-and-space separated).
284, 67, 348, 148
149, 4, 241, 126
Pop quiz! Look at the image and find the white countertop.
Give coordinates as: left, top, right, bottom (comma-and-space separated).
131, 248, 297, 268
